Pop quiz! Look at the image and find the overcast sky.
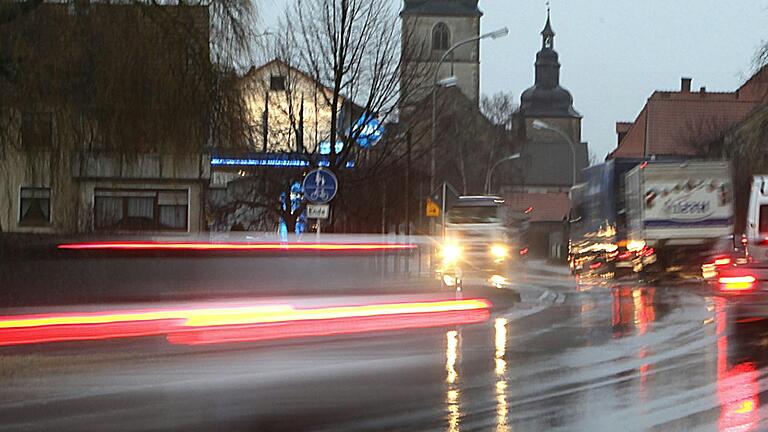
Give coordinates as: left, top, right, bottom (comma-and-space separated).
258, 1, 767, 161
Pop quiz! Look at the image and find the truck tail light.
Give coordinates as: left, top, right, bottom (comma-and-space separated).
719, 275, 757, 292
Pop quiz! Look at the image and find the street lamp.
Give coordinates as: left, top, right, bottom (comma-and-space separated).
430, 27, 509, 192
485, 153, 521, 195
531, 119, 578, 186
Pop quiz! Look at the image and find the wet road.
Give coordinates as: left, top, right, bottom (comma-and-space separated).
0, 262, 766, 431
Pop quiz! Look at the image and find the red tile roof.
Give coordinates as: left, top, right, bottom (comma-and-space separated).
504, 192, 569, 223
615, 122, 633, 134
608, 66, 768, 159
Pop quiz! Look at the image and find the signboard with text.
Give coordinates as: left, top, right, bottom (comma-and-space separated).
306, 204, 330, 219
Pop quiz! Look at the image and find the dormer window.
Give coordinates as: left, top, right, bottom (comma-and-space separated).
432, 22, 450, 51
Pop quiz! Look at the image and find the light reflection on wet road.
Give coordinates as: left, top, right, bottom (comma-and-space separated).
2, 273, 768, 431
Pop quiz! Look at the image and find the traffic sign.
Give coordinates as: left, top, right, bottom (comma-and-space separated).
303, 169, 338, 203
306, 204, 330, 219
426, 198, 440, 217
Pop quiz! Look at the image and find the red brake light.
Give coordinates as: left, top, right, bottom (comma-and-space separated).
519, 247, 529, 255
589, 262, 603, 270
714, 257, 732, 266
618, 251, 633, 260
719, 275, 757, 292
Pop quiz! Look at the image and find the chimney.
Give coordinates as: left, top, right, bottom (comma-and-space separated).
699, 86, 707, 93
681, 77, 692, 93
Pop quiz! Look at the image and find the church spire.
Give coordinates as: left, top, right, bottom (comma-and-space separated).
541, 7, 554, 49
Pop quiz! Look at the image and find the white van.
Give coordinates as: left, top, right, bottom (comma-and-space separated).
746, 175, 768, 262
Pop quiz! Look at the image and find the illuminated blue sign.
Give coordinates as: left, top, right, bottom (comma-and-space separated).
319, 141, 344, 155
303, 169, 338, 204
211, 157, 354, 168
351, 114, 384, 148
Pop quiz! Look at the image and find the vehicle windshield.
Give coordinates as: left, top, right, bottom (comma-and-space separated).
447, 206, 500, 224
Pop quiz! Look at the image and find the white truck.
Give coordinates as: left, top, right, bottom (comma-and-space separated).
437, 196, 525, 288
624, 161, 734, 277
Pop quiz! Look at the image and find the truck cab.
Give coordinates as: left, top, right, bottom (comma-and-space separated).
438, 196, 519, 288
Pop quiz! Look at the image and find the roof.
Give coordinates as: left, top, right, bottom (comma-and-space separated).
519, 141, 589, 186
400, 0, 482, 17
541, 11, 554, 37
519, 13, 580, 119
243, 58, 364, 113
615, 122, 633, 134
504, 192, 569, 222
608, 67, 768, 159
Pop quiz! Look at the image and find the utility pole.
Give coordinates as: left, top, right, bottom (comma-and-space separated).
405, 131, 411, 235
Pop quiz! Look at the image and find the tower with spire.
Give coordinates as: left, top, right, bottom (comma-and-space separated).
520, 10, 582, 146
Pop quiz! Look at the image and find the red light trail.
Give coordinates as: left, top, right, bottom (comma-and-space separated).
0, 299, 491, 347
57, 241, 417, 251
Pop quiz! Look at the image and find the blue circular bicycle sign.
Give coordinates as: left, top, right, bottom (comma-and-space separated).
302, 169, 338, 204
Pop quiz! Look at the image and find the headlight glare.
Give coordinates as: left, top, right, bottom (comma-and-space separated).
490, 244, 508, 259
442, 244, 461, 264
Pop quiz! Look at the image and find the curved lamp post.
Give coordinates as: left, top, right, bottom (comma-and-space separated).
484, 153, 521, 195
430, 27, 509, 191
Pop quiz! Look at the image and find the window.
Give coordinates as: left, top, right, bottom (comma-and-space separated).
21, 112, 53, 148
759, 205, 768, 234
94, 189, 188, 231
432, 22, 450, 51
270, 75, 286, 91
19, 187, 51, 226
158, 190, 188, 229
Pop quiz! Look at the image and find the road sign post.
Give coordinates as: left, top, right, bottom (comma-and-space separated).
303, 169, 338, 237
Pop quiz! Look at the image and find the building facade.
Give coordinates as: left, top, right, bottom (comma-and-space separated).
400, 0, 482, 105
0, 2, 212, 235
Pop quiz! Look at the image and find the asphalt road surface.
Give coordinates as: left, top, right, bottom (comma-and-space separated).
0, 258, 765, 431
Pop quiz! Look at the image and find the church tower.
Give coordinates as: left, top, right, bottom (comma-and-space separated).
520, 11, 582, 145
400, 0, 482, 105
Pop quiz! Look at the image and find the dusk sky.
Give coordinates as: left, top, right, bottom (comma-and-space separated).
259, 0, 767, 161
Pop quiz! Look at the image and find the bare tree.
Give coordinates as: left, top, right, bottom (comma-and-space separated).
481, 92, 519, 130
680, 115, 733, 159
0, 0, 258, 233
432, 90, 523, 195
217, 0, 430, 233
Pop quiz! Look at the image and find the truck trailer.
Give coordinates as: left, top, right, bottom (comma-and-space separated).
624, 160, 734, 278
